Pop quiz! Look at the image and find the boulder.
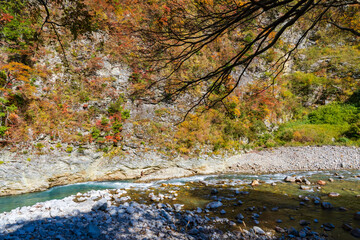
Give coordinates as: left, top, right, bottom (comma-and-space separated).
328, 192, 340, 197
317, 180, 326, 185
91, 199, 107, 211
284, 176, 296, 182
253, 226, 265, 235
251, 179, 260, 186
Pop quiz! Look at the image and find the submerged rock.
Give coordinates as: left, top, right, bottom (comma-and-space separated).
206, 201, 223, 209
323, 223, 335, 231
342, 223, 353, 231
299, 220, 310, 226
236, 213, 244, 220
351, 228, 360, 238
321, 202, 333, 209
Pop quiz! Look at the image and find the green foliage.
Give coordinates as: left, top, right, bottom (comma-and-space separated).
308, 103, 358, 125
66, 146, 73, 153
275, 103, 360, 146
0, 0, 36, 47
78, 147, 86, 153
35, 143, 44, 149
108, 96, 124, 114
101, 117, 109, 125
345, 119, 360, 139
102, 147, 109, 153
0, 126, 8, 136
112, 122, 123, 134
121, 110, 130, 119
91, 127, 101, 139
276, 124, 346, 145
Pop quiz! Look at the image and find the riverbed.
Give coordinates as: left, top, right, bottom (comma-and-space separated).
1, 170, 359, 239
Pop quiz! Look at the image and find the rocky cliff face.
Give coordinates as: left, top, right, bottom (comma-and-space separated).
0, 147, 238, 196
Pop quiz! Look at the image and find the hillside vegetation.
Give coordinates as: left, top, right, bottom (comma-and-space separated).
0, 0, 359, 156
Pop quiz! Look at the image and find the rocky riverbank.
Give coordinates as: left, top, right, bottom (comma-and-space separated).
2, 171, 359, 240
0, 189, 275, 240
0, 146, 359, 196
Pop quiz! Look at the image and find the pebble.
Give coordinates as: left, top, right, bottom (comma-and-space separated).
328, 178, 334, 182
328, 192, 340, 197
321, 202, 333, 209
271, 207, 279, 211
299, 230, 306, 237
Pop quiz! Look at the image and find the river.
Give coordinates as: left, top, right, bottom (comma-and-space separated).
1, 170, 359, 239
